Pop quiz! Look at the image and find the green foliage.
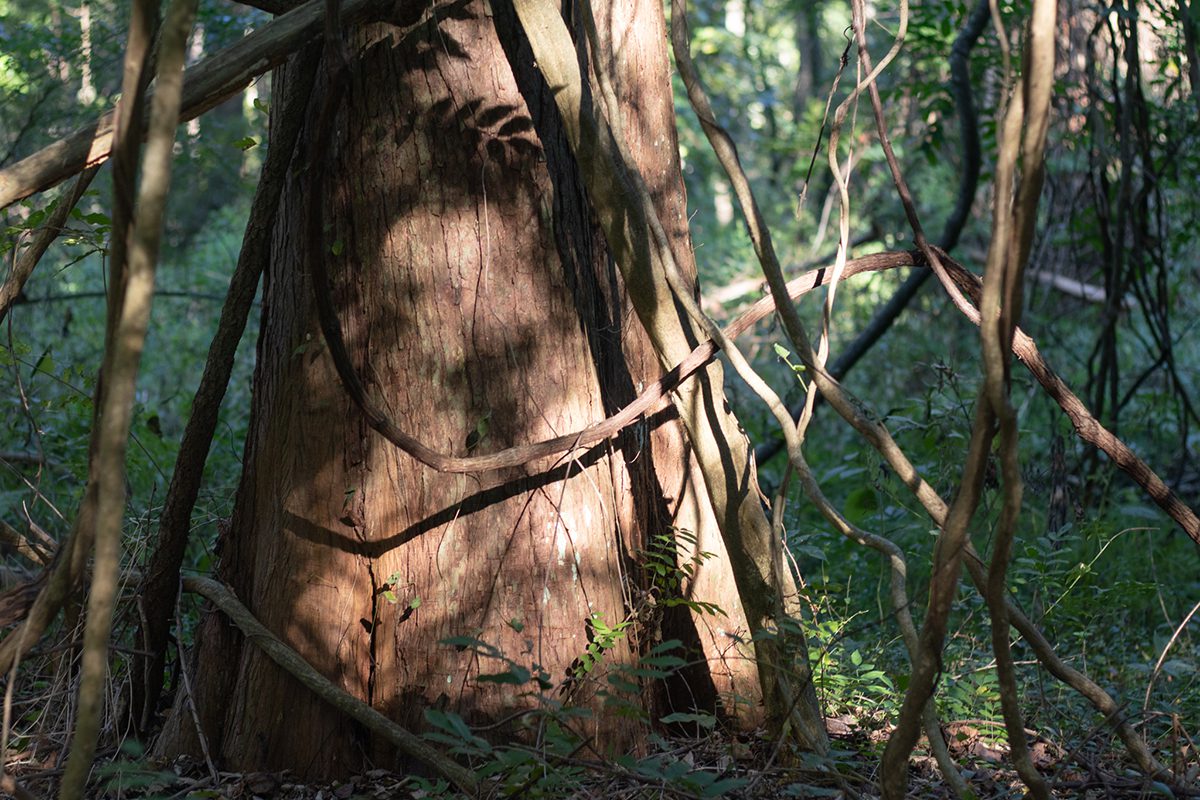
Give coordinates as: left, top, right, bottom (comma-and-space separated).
93, 741, 182, 796
413, 636, 744, 798
639, 527, 725, 616
575, 612, 632, 677
803, 613, 904, 723
614, 753, 750, 797
0, 192, 257, 544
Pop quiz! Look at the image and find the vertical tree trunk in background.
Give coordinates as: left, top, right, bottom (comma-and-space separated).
158, 0, 764, 776
571, 0, 766, 726
794, 0, 823, 111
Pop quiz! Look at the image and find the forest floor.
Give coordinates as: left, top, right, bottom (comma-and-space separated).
12, 717, 1196, 800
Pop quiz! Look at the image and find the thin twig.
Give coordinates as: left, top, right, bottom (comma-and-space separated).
175, 586, 218, 784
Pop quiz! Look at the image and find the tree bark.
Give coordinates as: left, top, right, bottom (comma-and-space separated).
157, 0, 763, 775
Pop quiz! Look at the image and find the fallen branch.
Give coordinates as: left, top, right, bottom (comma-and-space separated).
182, 576, 478, 794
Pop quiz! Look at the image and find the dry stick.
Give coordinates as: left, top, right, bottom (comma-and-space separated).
0, 522, 53, 567
181, 576, 477, 793
818, 0, 907, 380
1, 610, 34, 800
670, 0, 969, 790
132, 44, 320, 733
0, 167, 100, 326
0, 0, 390, 211
174, 587, 218, 784
1143, 596, 1200, 714
0, 484, 96, 673
58, 1, 197, 798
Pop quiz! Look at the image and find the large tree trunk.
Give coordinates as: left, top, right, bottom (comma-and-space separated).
158, 0, 764, 776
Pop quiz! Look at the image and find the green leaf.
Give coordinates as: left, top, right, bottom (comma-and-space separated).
232, 136, 259, 150
331, 239, 345, 256
645, 639, 683, 655
32, 352, 54, 375
424, 709, 491, 753
607, 675, 640, 693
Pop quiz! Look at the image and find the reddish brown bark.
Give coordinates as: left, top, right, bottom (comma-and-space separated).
159, 0, 759, 776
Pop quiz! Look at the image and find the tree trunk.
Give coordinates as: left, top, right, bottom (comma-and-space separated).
157, 0, 766, 776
